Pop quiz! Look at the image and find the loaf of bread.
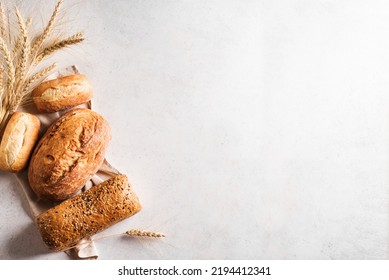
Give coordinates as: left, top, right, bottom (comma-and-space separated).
0, 112, 40, 172
32, 74, 93, 113
28, 108, 111, 201
35, 175, 142, 252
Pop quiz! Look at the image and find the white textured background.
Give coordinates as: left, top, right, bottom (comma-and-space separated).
1, 0, 389, 259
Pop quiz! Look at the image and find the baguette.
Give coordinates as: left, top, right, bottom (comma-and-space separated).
0, 112, 40, 172
35, 175, 142, 252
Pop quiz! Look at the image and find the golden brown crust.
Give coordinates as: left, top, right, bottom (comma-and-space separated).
0, 112, 41, 172
35, 175, 142, 252
32, 74, 93, 113
28, 108, 111, 201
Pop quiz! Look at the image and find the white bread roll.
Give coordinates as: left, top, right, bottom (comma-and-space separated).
0, 112, 41, 172
32, 74, 93, 113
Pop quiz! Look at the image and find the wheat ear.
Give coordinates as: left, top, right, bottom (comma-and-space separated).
14, 7, 30, 82
35, 32, 84, 63
0, 37, 15, 95
0, 3, 7, 40
126, 230, 166, 238
61, 229, 166, 252
31, 0, 63, 54
13, 18, 29, 55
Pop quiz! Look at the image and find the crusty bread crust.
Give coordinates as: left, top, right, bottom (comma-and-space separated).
35, 175, 142, 252
28, 108, 111, 201
0, 112, 41, 172
32, 74, 93, 113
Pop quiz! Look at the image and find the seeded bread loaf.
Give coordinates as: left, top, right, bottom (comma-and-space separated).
0, 112, 40, 172
32, 74, 93, 113
35, 175, 142, 252
28, 108, 111, 201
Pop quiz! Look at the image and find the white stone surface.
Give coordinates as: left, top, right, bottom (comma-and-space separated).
1, 0, 389, 259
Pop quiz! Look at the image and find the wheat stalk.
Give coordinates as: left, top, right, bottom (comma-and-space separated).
0, 37, 14, 95
35, 32, 84, 64
14, 7, 30, 82
126, 230, 166, 238
31, 0, 63, 54
0, 3, 6, 40
13, 16, 32, 58
61, 229, 166, 252
0, 0, 84, 131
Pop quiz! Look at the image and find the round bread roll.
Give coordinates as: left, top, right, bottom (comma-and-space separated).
0, 112, 41, 172
32, 74, 93, 113
28, 108, 111, 201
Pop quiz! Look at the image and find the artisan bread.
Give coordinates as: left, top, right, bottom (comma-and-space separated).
28, 108, 111, 201
0, 112, 40, 172
32, 74, 93, 112
35, 174, 142, 252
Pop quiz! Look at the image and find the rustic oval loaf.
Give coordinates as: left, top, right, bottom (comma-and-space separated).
28, 108, 111, 201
